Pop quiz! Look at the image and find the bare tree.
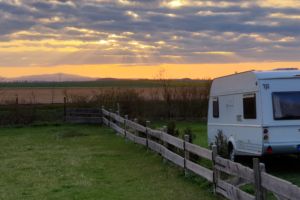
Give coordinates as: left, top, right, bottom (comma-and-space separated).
157, 70, 174, 118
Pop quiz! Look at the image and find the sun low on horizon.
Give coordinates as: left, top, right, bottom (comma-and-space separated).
1, 0, 300, 79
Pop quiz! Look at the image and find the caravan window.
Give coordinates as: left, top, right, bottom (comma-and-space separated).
213, 98, 219, 118
243, 94, 256, 119
273, 92, 300, 120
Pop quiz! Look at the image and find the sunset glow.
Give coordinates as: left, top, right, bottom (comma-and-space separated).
1, 62, 300, 79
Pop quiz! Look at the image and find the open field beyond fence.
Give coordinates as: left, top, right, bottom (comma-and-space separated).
0, 79, 209, 105
0, 124, 218, 200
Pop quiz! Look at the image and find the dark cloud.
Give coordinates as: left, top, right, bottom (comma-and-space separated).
1, 0, 300, 66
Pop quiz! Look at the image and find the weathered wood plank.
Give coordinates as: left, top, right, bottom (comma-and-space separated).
118, 127, 125, 135
109, 121, 118, 131
148, 140, 162, 154
67, 112, 101, 117
102, 109, 110, 116
215, 156, 254, 183
160, 132, 184, 150
103, 117, 109, 125
125, 120, 147, 133
261, 172, 300, 200
67, 108, 101, 113
109, 113, 125, 124
217, 179, 255, 200
114, 115, 125, 124
148, 129, 162, 139
66, 116, 102, 124
161, 146, 184, 168
125, 131, 135, 142
184, 135, 190, 177
226, 177, 250, 188
108, 112, 115, 119
185, 142, 212, 160
135, 136, 147, 146
109, 113, 117, 120
216, 187, 228, 199
113, 124, 125, 135
186, 160, 213, 182
253, 158, 265, 200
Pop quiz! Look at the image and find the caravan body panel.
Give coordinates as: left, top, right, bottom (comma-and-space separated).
208, 70, 300, 156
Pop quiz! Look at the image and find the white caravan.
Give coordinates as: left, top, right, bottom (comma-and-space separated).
207, 69, 300, 160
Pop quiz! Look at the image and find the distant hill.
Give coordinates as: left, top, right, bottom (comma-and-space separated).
0, 74, 209, 88
1, 73, 96, 82
0, 76, 7, 82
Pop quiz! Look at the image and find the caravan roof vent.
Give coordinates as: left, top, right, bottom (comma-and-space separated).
273, 68, 298, 71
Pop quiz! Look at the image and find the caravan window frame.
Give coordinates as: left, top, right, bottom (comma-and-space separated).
272, 91, 300, 120
212, 97, 219, 118
243, 93, 257, 119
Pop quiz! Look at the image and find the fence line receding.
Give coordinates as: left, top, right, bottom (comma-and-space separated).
102, 106, 300, 200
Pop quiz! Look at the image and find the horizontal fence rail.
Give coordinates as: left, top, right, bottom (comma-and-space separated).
101, 107, 300, 200
65, 108, 102, 124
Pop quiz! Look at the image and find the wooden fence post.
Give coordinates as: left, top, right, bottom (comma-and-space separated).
101, 105, 104, 125
184, 134, 190, 177
116, 103, 121, 127
212, 145, 219, 194
15, 95, 19, 124
101, 105, 104, 116
108, 108, 112, 128
134, 118, 138, 132
146, 120, 150, 148
162, 125, 167, 163
116, 103, 120, 116
63, 97, 66, 122
133, 118, 138, 143
124, 115, 128, 140
260, 163, 267, 200
253, 158, 266, 200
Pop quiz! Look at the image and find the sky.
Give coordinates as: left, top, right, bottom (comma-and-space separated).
1, 0, 300, 79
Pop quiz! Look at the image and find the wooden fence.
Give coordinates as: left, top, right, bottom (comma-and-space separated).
102, 107, 300, 200
65, 108, 102, 124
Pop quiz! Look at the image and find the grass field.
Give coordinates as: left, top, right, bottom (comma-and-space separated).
0, 124, 220, 200
1, 121, 299, 200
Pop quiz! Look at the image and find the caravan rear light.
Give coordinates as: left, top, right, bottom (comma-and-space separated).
266, 146, 273, 154
263, 129, 269, 141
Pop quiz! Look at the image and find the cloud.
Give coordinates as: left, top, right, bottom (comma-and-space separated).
1, 0, 300, 67
268, 12, 300, 20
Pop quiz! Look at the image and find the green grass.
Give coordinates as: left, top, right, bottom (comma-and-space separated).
153, 120, 208, 148
0, 124, 220, 200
